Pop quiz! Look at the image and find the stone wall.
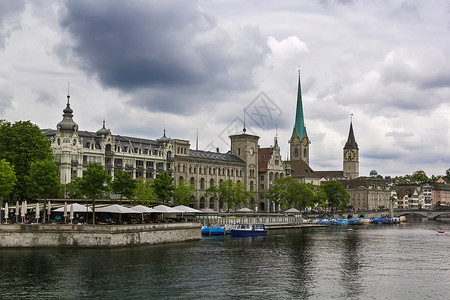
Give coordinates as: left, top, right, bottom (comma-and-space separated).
0, 222, 201, 248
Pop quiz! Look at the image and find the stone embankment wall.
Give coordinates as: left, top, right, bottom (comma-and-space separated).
0, 222, 201, 248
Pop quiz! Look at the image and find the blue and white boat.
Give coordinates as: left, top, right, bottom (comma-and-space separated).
201, 225, 229, 236
230, 223, 267, 236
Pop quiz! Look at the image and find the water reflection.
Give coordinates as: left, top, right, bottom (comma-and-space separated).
340, 228, 362, 298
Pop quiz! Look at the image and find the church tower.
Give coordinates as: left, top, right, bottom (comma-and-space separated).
289, 69, 309, 165
343, 117, 359, 179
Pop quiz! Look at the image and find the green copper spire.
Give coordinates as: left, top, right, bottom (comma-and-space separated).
291, 69, 306, 140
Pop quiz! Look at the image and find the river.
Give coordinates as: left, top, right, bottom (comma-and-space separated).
1, 219, 449, 299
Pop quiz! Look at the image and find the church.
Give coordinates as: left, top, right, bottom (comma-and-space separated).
285, 70, 360, 184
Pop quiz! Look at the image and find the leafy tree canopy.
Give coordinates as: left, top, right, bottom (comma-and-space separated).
321, 180, 350, 212
111, 170, 137, 202
132, 180, 156, 206
29, 159, 62, 200
0, 120, 54, 200
151, 171, 174, 203
0, 159, 17, 200
173, 180, 195, 206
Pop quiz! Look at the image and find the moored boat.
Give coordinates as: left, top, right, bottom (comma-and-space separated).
201, 225, 229, 236
230, 223, 267, 236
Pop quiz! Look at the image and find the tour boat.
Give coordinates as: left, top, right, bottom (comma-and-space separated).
437, 229, 445, 234
230, 223, 267, 236
201, 225, 229, 236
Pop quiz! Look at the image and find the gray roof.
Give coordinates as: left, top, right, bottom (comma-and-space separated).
189, 150, 244, 163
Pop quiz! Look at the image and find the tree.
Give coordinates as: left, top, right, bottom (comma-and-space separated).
410, 170, 429, 183
321, 180, 350, 212
29, 159, 62, 222
306, 183, 327, 208
0, 159, 17, 223
173, 180, 196, 206
111, 170, 137, 204
446, 168, 450, 181
29, 159, 62, 200
231, 181, 254, 210
77, 163, 111, 224
65, 177, 83, 199
262, 177, 315, 210
151, 171, 174, 203
132, 180, 156, 206
0, 120, 54, 201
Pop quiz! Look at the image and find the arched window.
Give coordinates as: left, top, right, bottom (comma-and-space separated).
304, 148, 307, 158
250, 181, 254, 191
294, 148, 299, 158
200, 197, 206, 209
200, 178, 205, 190
209, 197, 215, 209
210, 178, 214, 187
179, 176, 184, 183
190, 177, 195, 185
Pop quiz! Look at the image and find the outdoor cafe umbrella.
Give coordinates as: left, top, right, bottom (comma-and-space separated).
174, 205, 202, 213
54, 203, 93, 213
35, 202, 40, 223
96, 204, 140, 223
4, 202, 8, 222
132, 205, 158, 222
70, 204, 74, 223
63, 202, 68, 223
15, 201, 19, 222
153, 205, 183, 213
47, 201, 52, 221
21, 201, 26, 222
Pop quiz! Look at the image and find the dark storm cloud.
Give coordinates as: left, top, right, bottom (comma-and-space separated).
57, 0, 269, 111
0, 0, 25, 48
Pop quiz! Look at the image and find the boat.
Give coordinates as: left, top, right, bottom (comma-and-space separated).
437, 229, 445, 234
201, 225, 229, 236
230, 223, 267, 236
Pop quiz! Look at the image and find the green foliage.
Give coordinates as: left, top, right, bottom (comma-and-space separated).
132, 180, 156, 206
151, 171, 174, 203
77, 163, 111, 224
446, 168, 450, 181
111, 170, 137, 202
65, 177, 83, 199
0, 159, 17, 200
173, 180, 196, 206
0, 120, 54, 200
410, 170, 429, 183
28, 159, 62, 200
206, 180, 253, 211
262, 177, 316, 210
321, 180, 350, 212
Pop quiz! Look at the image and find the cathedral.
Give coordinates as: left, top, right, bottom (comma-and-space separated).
286, 70, 359, 184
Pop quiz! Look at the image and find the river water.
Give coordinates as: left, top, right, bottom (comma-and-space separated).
1, 219, 449, 299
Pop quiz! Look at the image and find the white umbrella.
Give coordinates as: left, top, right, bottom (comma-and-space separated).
285, 208, 300, 213
237, 207, 252, 212
47, 200, 52, 215
132, 205, 158, 213
70, 204, 74, 223
153, 205, 183, 213
4, 202, 8, 222
174, 205, 202, 213
96, 204, 141, 214
15, 201, 19, 222
54, 203, 92, 213
35, 202, 40, 223
21, 201, 26, 222
63, 202, 68, 223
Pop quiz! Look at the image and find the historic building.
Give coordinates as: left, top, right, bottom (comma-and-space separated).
45, 93, 262, 211
258, 136, 286, 212
341, 177, 391, 210
286, 70, 360, 184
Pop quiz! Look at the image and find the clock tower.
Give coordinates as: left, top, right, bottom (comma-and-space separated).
289, 69, 309, 165
343, 118, 359, 179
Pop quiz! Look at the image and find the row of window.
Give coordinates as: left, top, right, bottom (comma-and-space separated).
179, 176, 255, 191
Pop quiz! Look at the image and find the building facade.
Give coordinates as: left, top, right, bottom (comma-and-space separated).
341, 177, 391, 210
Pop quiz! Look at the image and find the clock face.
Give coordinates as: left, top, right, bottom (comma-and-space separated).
292, 136, 300, 146
344, 150, 355, 161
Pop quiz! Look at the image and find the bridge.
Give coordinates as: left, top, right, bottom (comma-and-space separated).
306, 209, 450, 220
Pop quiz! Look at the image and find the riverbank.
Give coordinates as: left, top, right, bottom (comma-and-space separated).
0, 222, 201, 248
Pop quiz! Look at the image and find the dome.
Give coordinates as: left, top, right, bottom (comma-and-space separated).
57, 95, 78, 133
370, 170, 378, 176
157, 130, 170, 143
96, 121, 110, 136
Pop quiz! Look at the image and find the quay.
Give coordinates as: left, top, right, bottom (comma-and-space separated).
0, 222, 201, 248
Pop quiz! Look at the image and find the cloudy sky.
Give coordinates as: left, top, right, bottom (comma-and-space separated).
1, 0, 449, 178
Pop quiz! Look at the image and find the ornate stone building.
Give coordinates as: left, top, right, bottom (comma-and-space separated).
341, 177, 391, 210
258, 136, 286, 212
